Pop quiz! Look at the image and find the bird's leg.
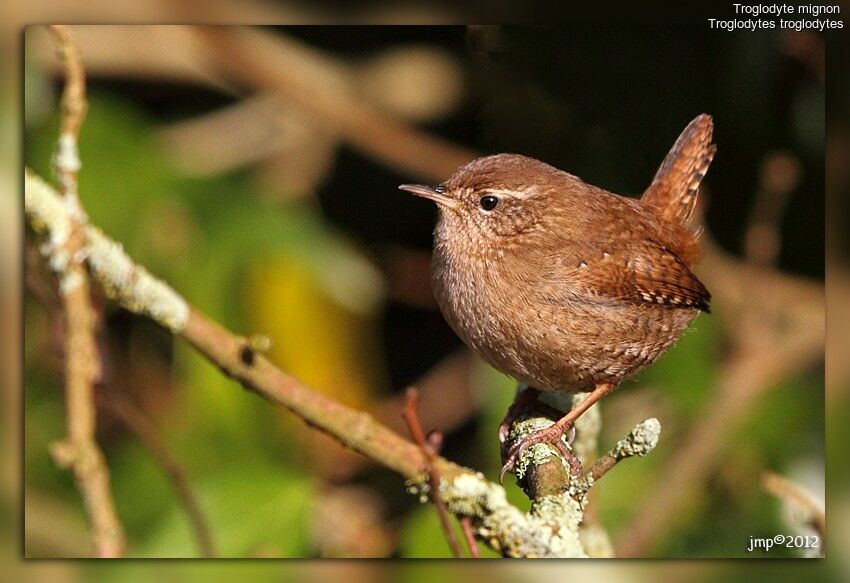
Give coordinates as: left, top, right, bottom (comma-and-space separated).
499, 387, 578, 444
500, 382, 616, 482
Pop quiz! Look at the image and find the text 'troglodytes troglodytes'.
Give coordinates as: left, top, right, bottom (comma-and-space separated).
400, 114, 715, 480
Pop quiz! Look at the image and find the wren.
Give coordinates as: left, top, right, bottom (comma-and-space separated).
400, 114, 715, 480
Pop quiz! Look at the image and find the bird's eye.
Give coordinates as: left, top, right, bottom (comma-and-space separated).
433, 185, 446, 193
479, 195, 499, 211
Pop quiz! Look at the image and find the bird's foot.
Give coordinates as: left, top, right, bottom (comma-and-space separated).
499, 417, 582, 483
498, 382, 617, 483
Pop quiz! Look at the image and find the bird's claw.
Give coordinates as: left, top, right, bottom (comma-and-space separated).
499, 423, 581, 483
567, 424, 576, 445
498, 419, 511, 444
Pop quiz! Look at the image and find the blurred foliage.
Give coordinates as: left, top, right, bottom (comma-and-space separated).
23, 25, 825, 559
25, 92, 361, 557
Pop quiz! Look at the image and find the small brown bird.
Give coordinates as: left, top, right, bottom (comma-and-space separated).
400, 114, 715, 480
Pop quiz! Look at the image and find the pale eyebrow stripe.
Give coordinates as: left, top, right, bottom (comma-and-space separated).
484, 187, 538, 199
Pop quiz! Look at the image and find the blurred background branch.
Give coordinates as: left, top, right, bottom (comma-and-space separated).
99, 393, 216, 557
761, 470, 825, 556
615, 240, 824, 557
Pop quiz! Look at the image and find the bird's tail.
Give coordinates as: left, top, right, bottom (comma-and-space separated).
641, 114, 716, 229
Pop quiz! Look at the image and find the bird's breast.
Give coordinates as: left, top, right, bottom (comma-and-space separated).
431, 236, 555, 385
430, 233, 699, 392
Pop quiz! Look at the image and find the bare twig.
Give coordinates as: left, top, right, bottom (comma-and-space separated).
100, 394, 216, 557
49, 25, 87, 145
459, 516, 481, 558
44, 24, 124, 558
401, 387, 463, 558
297, 351, 475, 483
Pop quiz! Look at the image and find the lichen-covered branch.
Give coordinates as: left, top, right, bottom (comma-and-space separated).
584, 418, 661, 484
43, 25, 124, 558
496, 392, 660, 557
26, 169, 662, 558
502, 391, 601, 499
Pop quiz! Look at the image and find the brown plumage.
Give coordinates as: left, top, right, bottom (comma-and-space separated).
399, 114, 715, 479
642, 114, 717, 227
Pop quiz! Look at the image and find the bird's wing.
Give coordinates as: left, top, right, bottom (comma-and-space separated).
538, 238, 711, 312
641, 114, 716, 228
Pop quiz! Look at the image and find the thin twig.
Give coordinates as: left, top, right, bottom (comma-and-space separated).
45, 24, 124, 558
459, 517, 481, 558
401, 387, 463, 558
32, 25, 475, 184
49, 26, 87, 143
100, 394, 216, 558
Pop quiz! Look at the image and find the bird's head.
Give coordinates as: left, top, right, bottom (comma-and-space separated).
400, 154, 578, 244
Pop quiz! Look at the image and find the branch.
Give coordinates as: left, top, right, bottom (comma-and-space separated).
43, 25, 124, 558
459, 517, 481, 558
501, 392, 588, 499
100, 394, 216, 558
26, 169, 606, 557
192, 26, 477, 182
31, 24, 472, 187
50, 26, 87, 145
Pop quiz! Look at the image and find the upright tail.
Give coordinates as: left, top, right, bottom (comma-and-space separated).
641, 114, 716, 229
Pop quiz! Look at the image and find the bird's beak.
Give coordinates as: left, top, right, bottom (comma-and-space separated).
398, 184, 458, 209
